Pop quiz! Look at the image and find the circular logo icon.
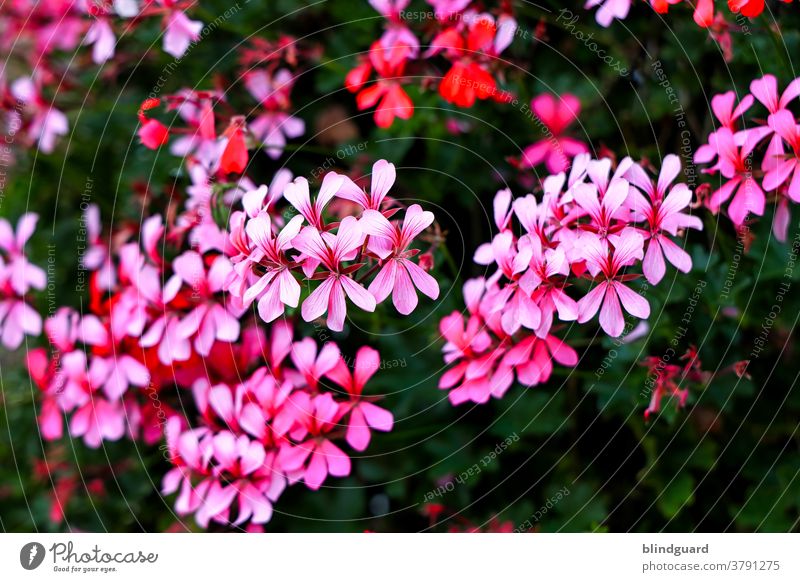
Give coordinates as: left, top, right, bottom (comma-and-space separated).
20, 542, 46, 570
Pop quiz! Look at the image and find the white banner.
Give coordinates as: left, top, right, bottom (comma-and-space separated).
1, 533, 797, 581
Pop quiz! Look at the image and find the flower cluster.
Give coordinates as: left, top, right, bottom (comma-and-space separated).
346, 0, 517, 127
226, 159, 440, 331
25, 155, 437, 527
586, 0, 793, 28
694, 74, 800, 241
0, 0, 203, 153
439, 153, 702, 405
162, 336, 395, 528
137, 40, 312, 171
0, 214, 45, 349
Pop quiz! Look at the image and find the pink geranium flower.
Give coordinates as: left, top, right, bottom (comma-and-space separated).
335, 159, 397, 211
326, 346, 394, 451
172, 251, 241, 355
277, 392, 352, 490
585, 0, 632, 27
625, 155, 703, 284
289, 338, 341, 391
283, 173, 343, 230
577, 229, 650, 337
292, 216, 376, 331
695, 127, 766, 225
763, 110, 800, 204
241, 214, 305, 323
521, 94, 589, 173
163, 10, 203, 58
0, 213, 46, 349
361, 204, 440, 314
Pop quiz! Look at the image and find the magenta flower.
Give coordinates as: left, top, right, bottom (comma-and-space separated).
241, 214, 305, 323
283, 172, 343, 229
361, 204, 440, 314
289, 338, 341, 391
577, 229, 650, 337
162, 10, 203, 58
0, 213, 46, 349
625, 155, 703, 284
520, 93, 588, 173
763, 110, 800, 204
336, 159, 397, 211
292, 216, 376, 331
277, 392, 352, 490
695, 127, 766, 225
326, 346, 394, 451
171, 251, 241, 355
585, 0, 632, 27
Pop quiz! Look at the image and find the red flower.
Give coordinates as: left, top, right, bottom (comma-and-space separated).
220, 125, 248, 174
349, 41, 413, 128
138, 119, 169, 149
137, 98, 169, 149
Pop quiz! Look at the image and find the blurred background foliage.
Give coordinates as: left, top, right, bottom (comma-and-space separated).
1, 0, 800, 532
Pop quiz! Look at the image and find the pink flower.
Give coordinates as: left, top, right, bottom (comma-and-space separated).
361, 204, 440, 314
292, 216, 376, 331
572, 174, 631, 237
763, 110, 800, 204
0, 213, 46, 349
240, 214, 305, 323
750, 74, 800, 118
163, 11, 203, 58
335, 159, 396, 211
277, 392, 351, 490
283, 173, 342, 230
520, 94, 589, 173
501, 334, 578, 386
84, 18, 116, 63
289, 338, 341, 391
577, 229, 650, 337
707, 91, 754, 132
585, 0, 632, 27
172, 251, 241, 355
245, 69, 305, 159
326, 347, 394, 450
695, 127, 766, 225
10, 77, 68, 153
625, 156, 702, 284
